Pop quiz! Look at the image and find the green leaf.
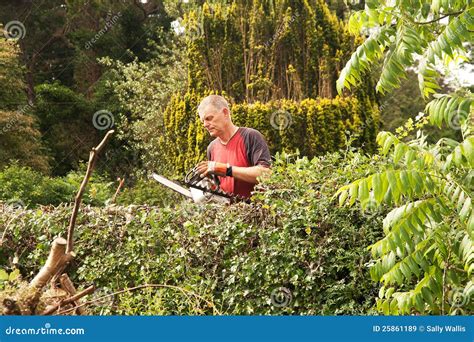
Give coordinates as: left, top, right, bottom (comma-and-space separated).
8, 269, 20, 282
387, 170, 400, 203
459, 197, 471, 222
349, 182, 359, 206
338, 190, 348, 206
399, 171, 411, 195
359, 179, 370, 203
337, 27, 393, 94
393, 143, 406, 163
373, 174, 384, 204
0, 269, 8, 281
382, 299, 390, 315
421, 287, 434, 307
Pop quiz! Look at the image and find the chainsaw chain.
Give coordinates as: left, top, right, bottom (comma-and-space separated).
182, 181, 249, 203
184, 166, 249, 203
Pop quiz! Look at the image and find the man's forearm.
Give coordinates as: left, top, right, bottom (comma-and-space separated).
231, 165, 270, 184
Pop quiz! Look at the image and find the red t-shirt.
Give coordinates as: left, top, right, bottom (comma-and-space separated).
207, 127, 271, 198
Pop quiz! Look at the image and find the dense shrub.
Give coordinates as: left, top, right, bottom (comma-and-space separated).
116, 178, 182, 207
155, 92, 379, 176
0, 163, 184, 208
0, 164, 70, 206
0, 152, 386, 315
0, 164, 114, 207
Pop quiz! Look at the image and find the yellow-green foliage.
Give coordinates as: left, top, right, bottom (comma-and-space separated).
157, 92, 379, 176
184, 0, 367, 102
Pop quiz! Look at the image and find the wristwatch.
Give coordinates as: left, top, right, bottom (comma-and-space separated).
226, 164, 233, 177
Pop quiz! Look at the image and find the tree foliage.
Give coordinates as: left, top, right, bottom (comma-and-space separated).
337, 0, 473, 315
0, 0, 174, 99
1, 0, 182, 177
184, 0, 372, 102
33, 83, 100, 175
0, 36, 49, 173
0, 36, 25, 110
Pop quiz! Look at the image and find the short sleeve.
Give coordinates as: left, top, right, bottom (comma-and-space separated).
243, 128, 272, 168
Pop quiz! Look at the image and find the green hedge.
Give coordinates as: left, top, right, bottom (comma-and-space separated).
0, 152, 386, 315
156, 92, 379, 176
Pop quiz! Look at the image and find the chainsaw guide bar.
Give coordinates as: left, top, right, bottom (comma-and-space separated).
152, 170, 248, 204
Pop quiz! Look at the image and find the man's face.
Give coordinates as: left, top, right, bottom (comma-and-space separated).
199, 106, 228, 137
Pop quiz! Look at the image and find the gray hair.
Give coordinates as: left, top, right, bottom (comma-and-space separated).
197, 95, 230, 116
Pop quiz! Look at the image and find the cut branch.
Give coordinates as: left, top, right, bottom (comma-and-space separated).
30, 237, 67, 289
59, 274, 86, 315
42, 285, 95, 315
111, 177, 125, 204
66, 130, 114, 253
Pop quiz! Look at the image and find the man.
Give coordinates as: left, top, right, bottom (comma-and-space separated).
195, 95, 271, 198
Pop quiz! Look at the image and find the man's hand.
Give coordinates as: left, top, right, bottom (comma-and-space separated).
195, 161, 228, 178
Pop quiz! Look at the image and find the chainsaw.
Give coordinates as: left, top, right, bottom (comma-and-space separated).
151, 166, 248, 204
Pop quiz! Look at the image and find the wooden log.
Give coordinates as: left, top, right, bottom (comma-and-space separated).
59, 274, 86, 315
30, 237, 67, 289
50, 251, 75, 285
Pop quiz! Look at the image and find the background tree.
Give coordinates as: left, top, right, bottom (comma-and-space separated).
183, 0, 374, 102
0, 36, 49, 173
0, 0, 179, 176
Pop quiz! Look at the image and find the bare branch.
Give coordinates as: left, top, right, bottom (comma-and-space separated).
414, 10, 465, 25
59, 274, 86, 315
56, 284, 221, 315
111, 177, 125, 204
66, 130, 114, 253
